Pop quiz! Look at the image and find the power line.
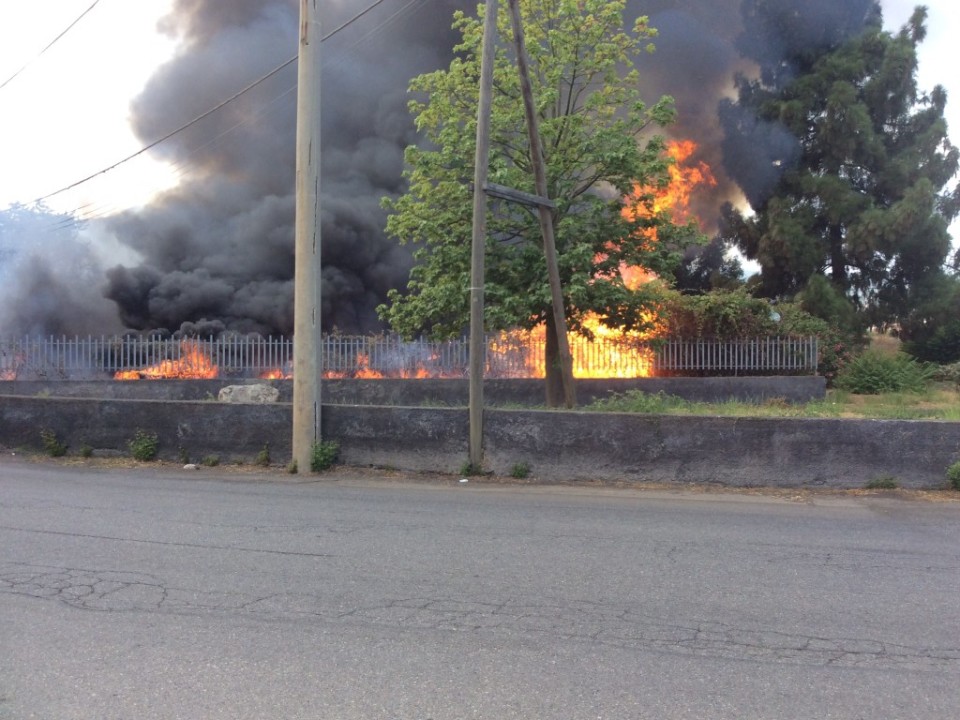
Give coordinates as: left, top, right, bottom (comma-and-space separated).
31, 0, 402, 207
0, 0, 102, 91
33, 58, 297, 205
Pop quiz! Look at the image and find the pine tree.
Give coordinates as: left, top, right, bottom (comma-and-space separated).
719, 3, 960, 328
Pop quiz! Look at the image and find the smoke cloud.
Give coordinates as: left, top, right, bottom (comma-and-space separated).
0, 205, 125, 336
103, 0, 465, 336
0, 0, 908, 336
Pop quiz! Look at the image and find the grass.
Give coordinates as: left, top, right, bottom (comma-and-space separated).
585, 384, 960, 421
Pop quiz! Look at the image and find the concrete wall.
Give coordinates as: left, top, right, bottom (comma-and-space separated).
0, 375, 826, 405
2, 394, 957, 488
0, 396, 291, 462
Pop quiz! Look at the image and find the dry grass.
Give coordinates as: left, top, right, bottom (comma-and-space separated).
868, 331, 902, 356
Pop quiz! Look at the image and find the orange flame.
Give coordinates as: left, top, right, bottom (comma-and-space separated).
558, 139, 715, 376
258, 368, 290, 380
354, 352, 384, 379
110, 144, 711, 383
622, 139, 716, 230
114, 340, 218, 380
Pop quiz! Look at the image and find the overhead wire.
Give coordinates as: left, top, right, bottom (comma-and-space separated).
32, 0, 399, 206
32, 0, 432, 231
0, 0, 102, 91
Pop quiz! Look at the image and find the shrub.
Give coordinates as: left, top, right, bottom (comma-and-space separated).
201, 455, 220, 467
40, 428, 68, 457
834, 351, 934, 394
310, 440, 340, 472
510, 462, 531, 479
79, 444, 94, 458
254, 443, 271, 467
655, 286, 863, 381
947, 462, 960, 491
864, 476, 899, 490
128, 430, 159, 462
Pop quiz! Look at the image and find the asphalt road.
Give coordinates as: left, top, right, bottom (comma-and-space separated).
2, 457, 959, 719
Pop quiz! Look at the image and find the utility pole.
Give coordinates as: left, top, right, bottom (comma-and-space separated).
506, 0, 576, 408
468, 0, 498, 469
292, 0, 322, 472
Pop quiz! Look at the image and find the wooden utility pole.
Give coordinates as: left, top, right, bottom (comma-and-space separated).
506, 0, 576, 408
468, 0, 499, 469
292, 0, 322, 472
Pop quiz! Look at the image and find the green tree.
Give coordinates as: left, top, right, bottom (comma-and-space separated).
899, 271, 960, 363
719, 3, 960, 328
379, 0, 701, 405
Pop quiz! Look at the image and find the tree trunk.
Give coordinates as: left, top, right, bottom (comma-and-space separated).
543, 314, 565, 407
830, 224, 847, 289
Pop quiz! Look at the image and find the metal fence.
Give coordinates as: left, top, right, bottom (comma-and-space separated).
0, 334, 818, 381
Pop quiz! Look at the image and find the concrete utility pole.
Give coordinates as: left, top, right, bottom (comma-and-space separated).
292, 0, 322, 472
506, 0, 576, 408
468, 0, 499, 469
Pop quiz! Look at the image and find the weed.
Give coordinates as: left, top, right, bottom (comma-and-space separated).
864, 476, 899, 490
40, 428, 67, 457
128, 430, 159, 462
459, 460, 483, 476
310, 440, 339, 472
510, 461, 531, 479
287, 459, 298, 474
79, 444, 94, 458
254, 443, 271, 467
201, 455, 220, 467
177, 446, 190, 464
947, 461, 960, 491
589, 390, 691, 414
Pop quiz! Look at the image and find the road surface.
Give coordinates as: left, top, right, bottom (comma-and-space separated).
2, 457, 959, 719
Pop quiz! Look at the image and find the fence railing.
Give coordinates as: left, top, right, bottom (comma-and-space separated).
0, 334, 818, 381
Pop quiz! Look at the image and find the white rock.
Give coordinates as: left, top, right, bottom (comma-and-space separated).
217, 384, 280, 404
183, 464, 198, 471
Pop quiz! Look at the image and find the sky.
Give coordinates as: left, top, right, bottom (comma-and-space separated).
0, 0, 957, 237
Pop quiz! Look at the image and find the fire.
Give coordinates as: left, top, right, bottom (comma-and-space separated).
542, 139, 715, 377
354, 353, 383, 379
622, 139, 717, 230
613, 139, 716, 282
104, 144, 711, 383
488, 324, 658, 379
114, 340, 218, 380
258, 368, 289, 380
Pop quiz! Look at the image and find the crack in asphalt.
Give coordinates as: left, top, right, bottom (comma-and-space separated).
0, 525, 336, 559
3, 562, 957, 672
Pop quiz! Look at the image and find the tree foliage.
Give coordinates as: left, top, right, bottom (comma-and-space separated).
719, 2, 960, 328
379, 0, 700, 346
899, 271, 960, 363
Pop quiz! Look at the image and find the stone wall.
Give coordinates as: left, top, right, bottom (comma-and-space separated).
2, 394, 957, 489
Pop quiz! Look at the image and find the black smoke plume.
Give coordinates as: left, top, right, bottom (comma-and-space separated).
104, 0, 467, 336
